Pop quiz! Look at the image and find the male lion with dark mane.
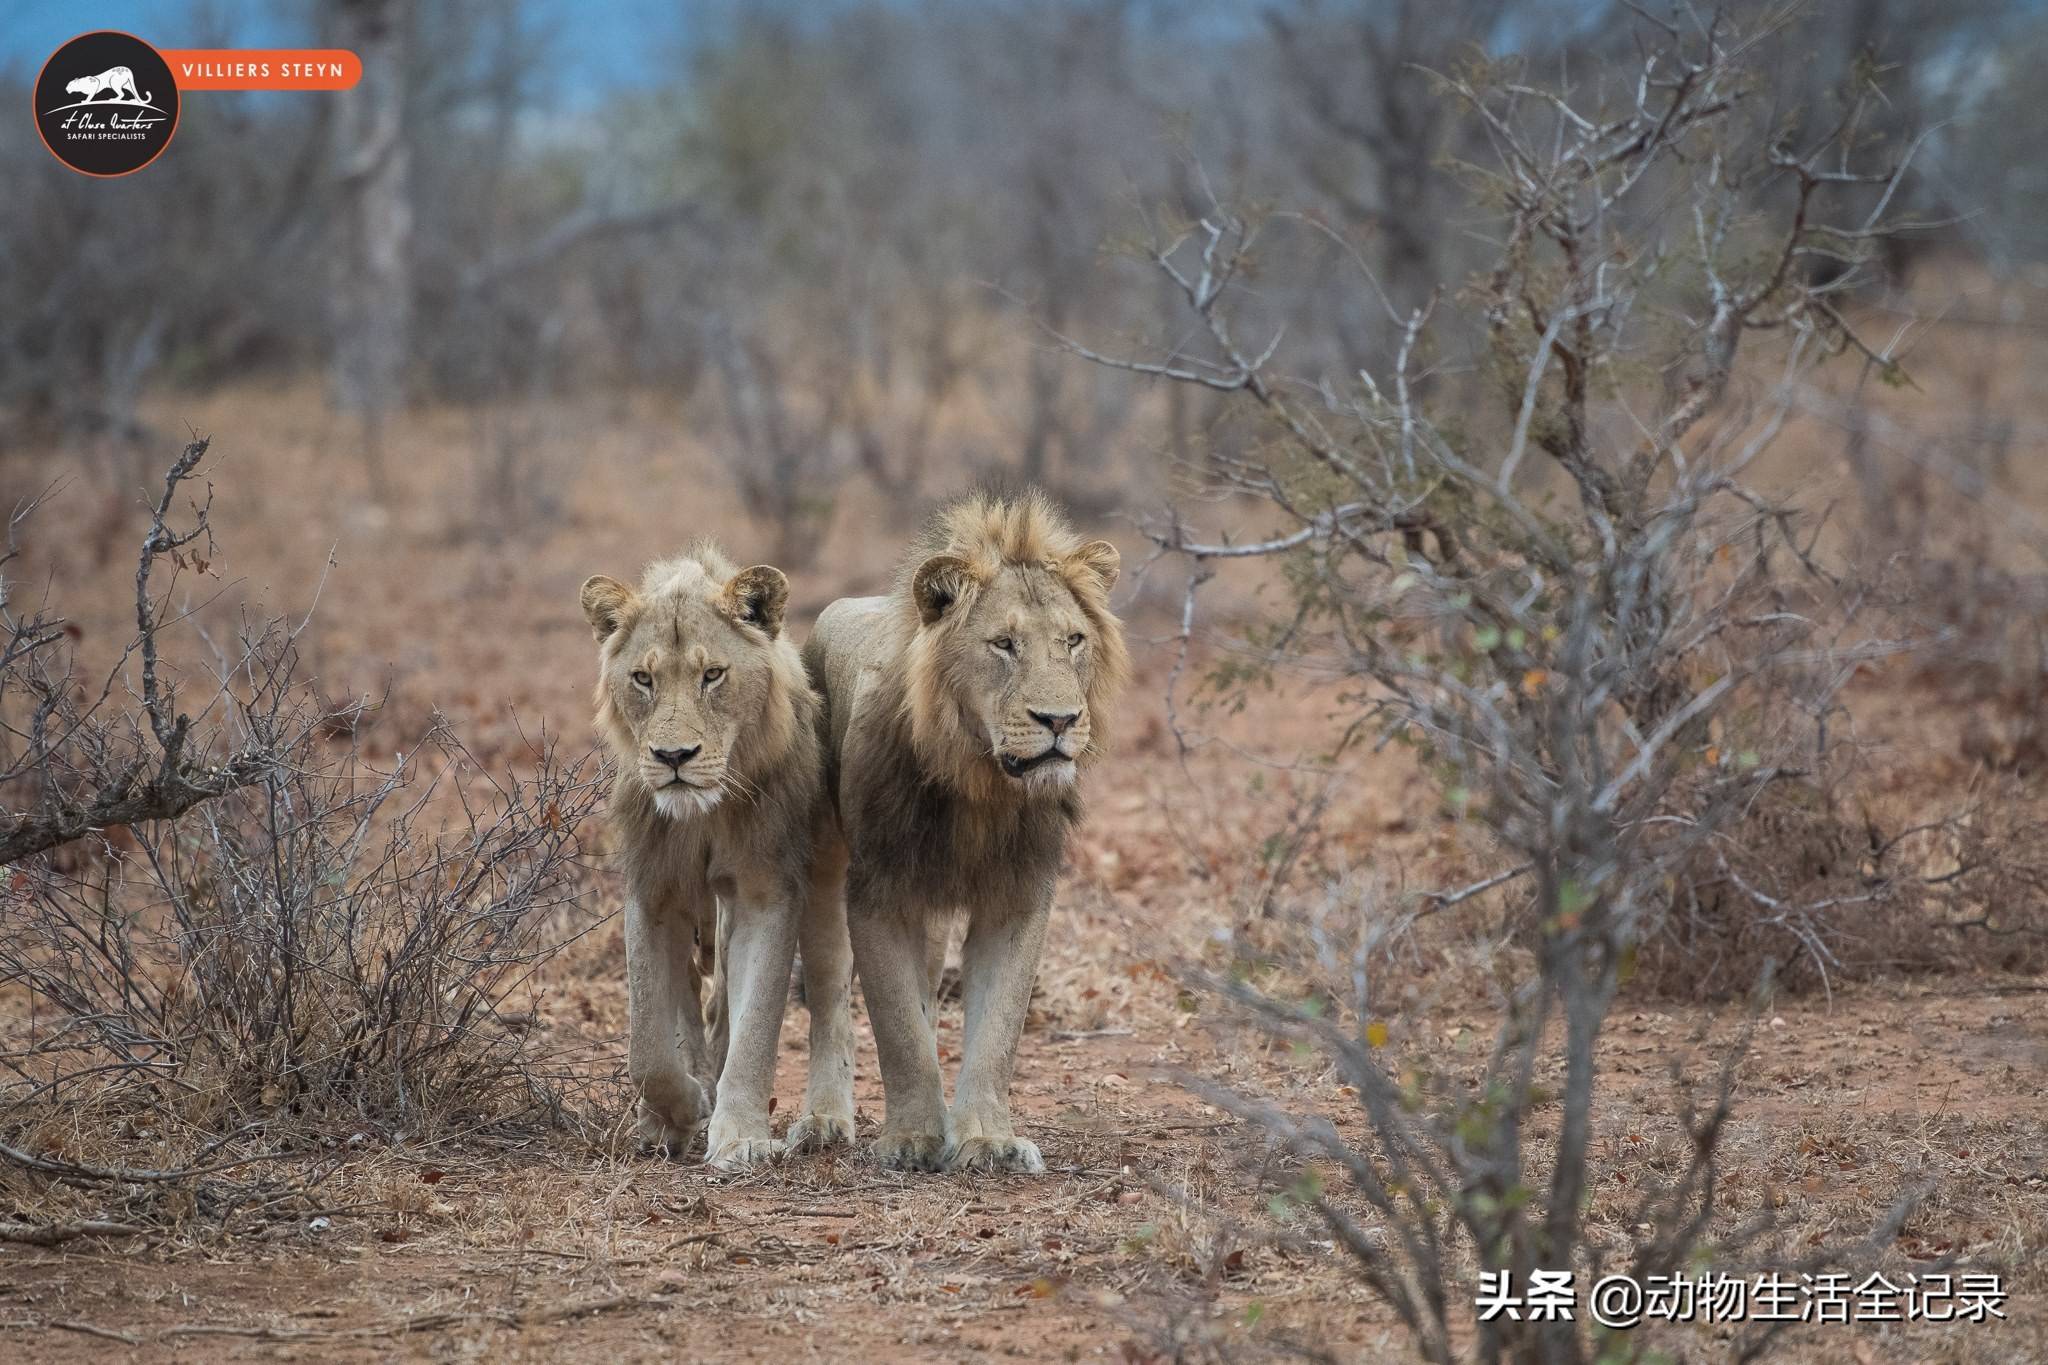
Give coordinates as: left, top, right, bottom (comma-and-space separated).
792, 491, 1128, 1173
580, 544, 822, 1172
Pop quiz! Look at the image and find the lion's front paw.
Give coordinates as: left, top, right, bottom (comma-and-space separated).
635, 1071, 712, 1158
705, 1134, 782, 1173
871, 1129, 948, 1173
703, 1111, 781, 1174
945, 1133, 1045, 1175
782, 1109, 856, 1155
636, 1103, 705, 1160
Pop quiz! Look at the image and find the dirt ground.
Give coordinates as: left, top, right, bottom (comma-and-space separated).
3, 372, 2047, 1362
4, 933, 2044, 1362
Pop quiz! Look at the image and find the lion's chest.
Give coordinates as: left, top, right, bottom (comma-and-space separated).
615, 796, 796, 914
843, 763, 1072, 912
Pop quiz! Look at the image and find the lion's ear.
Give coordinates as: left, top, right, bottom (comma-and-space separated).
1066, 539, 1121, 593
912, 554, 975, 626
721, 565, 789, 637
580, 575, 636, 642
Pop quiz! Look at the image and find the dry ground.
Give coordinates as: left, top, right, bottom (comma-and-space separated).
3, 975, 2045, 1363
2, 351, 2047, 1361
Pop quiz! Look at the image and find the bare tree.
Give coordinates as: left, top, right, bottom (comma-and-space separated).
327, 0, 415, 497
1264, 0, 1511, 329
1066, 8, 1928, 1360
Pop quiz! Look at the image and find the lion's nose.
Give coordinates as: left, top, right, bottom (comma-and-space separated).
650, 745, 700, 769
1028, 709, 1079, 737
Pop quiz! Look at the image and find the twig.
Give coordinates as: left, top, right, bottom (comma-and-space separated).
0, 1219, 149, 1245
51, 1320, 144, 1346
0, 1123, 282, 1184
162, 1293, 663, 1342
1416, 862, 1534, 912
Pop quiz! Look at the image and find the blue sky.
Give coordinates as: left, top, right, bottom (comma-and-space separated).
0, 0, 689, 99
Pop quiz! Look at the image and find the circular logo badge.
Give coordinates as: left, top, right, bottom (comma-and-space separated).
34, 31, 179, 177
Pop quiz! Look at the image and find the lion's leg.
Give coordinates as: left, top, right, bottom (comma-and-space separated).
849, 900, 949, 1172
703, 885, 799, 1172
945, 887, 1054, 1174
786, 829, 856, 1153
626, 892, 713, 1158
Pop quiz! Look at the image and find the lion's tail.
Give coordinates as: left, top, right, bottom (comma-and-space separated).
702, 899, 731, 1083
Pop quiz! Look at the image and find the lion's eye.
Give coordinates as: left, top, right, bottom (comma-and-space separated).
703, 666, 726, 685
1067, 632, 1086, 649
630, 670, 653, 689
991, 637, 1016, 655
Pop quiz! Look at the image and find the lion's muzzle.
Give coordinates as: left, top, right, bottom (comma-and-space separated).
995, 705, 1086, 779
638, 742, 727, 819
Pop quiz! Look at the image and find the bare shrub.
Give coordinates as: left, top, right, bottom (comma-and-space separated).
0, 437, 303, 864
2, 720, 605, 1125
0, 442, 610, 1243
1067, 8, 1936, 1360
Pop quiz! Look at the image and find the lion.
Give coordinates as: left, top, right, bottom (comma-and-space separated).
66, 67, 145, 104
792, 491, 1128, 1173
581, 543, 823, 1172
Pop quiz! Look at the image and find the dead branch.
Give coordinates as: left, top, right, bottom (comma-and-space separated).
161, 1294, 663, 1342
0, 437, 294, 864
0, 1219, 149, 1246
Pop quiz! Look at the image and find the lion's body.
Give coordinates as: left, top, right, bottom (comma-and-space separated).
66, 67, 144, 103
796, 492, 1127, 1172
809, 592, 1082, 906
582, 543, 822, 1171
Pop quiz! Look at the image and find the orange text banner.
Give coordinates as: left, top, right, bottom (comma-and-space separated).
161, 49, 361, 91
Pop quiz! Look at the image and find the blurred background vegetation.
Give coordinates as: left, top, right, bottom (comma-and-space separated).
2, 0, 2036, 559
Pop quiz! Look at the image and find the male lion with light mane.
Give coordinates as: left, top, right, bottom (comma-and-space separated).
581, 544, 822, 1172
792, 491, 1128, 1173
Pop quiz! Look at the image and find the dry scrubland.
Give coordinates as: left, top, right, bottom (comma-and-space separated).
3, 279, 2048, 1362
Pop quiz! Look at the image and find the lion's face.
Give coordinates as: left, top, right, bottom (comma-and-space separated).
582, 558, 791, 821
911, 540, 1123, 797
65, 78, 92, 95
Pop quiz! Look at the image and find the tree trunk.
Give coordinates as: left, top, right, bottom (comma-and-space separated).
328, 0, 412, 499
